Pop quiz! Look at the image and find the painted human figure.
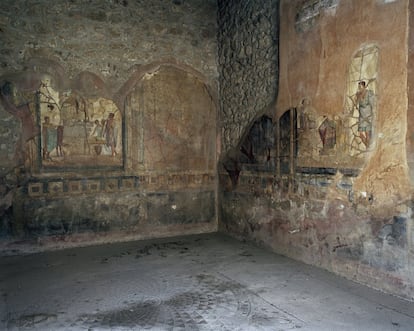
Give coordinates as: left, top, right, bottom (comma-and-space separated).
104, 113, 117, 156
318, 117, 336, 152
56, 125, 64, 157
298, 98, 317, 131
355, 80, 374, 147
91, 119, 104, 155
91, 119, 104, 140
42, 116, 57, 160
297, 98, 322, 157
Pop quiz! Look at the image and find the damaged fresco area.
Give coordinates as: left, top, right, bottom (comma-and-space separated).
221, 115, 277, 190
0, 62, 217, 175
219, 183, 413, 299
125, 66, 216, 172
221, 43, 380, 192
2, 76, 124, 171
296, 44, 378, 169
219, 113, 413, 298
0, 60, 217, 243
0, 0, 219, 243
39, 81, 124, 169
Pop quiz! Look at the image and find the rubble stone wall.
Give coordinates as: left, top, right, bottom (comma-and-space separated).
217, 0, 279, 154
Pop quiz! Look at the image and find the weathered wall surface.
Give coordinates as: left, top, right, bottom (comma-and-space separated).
408, 0, 414, 185
217, 0, 279, 154
219, 0, 414, 300
0, 0, 218, 91
278, 0, 411, 204
0, 108, 19, 237
0, 0, 218, 249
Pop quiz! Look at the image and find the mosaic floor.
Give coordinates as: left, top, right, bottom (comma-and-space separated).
1, 234, 413, 330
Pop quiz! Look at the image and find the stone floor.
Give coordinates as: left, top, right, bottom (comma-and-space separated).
1, 233, 414, 331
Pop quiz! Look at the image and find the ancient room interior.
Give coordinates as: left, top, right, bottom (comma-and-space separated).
1, 0, 414, 330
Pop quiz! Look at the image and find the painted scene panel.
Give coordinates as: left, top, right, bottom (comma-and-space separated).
38, 82, 123, 169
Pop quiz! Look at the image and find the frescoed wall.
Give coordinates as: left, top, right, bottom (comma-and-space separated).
219, 0, 414, 301
0, 0, 218, 246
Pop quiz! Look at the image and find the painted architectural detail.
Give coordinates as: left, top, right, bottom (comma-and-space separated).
279, 109, 297, 175
68, 181, 82, 194
27, 174, 215, 197
28, 183, 43, 197
48, 181, 64, 195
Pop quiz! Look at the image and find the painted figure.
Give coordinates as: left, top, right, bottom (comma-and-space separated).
104, 113, 117, 156
91, 119, 103, 139
355, 80, 374, 147
42, 116, 57, 160
297, 98, 321, 158
318, 117, 336, 152
56, 125, 64, 157
91, 119, 105, 155
298, 98, 317, 130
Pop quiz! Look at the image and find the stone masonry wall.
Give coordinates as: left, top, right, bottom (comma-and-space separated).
217, 0, 279, 154
0, 0, 218, 91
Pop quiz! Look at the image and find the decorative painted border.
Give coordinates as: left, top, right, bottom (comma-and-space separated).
27, 173, 215, 197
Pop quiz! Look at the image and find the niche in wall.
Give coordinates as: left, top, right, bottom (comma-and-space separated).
125, 66, 216, 173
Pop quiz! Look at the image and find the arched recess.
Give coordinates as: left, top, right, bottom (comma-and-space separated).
220, 109, 298, 191
220, 114, 276, 189
124, 65, 216, 172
